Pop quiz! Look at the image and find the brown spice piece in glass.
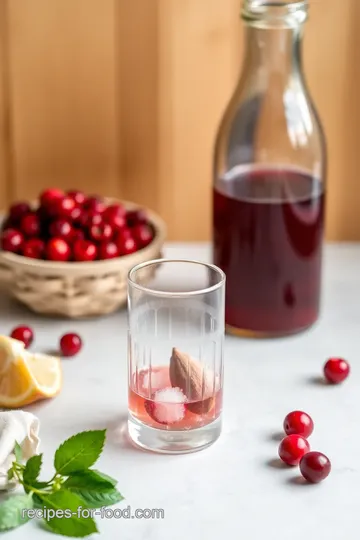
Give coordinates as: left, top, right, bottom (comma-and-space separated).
169, 347, 214, 415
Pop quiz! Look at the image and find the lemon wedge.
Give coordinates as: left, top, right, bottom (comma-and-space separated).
0, 336, 62, 408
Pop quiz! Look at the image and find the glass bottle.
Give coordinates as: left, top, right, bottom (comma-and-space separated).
212, 0, 326, 338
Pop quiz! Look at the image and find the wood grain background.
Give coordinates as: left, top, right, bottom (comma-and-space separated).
0, 0, 358, 241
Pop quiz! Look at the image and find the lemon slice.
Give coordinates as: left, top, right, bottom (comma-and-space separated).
0, 336, 62, 408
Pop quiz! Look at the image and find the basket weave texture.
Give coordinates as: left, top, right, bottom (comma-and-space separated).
0, 200, 166, 318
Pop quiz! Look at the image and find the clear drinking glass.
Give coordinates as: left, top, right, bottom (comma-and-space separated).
127, 259, 225, 454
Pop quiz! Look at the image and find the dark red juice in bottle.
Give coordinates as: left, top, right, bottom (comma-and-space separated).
213, 166, 325, 335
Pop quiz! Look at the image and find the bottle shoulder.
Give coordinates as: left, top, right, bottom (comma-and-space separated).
213, 76, 326, 178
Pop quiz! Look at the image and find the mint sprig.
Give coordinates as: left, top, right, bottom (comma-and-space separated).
0, 430, 124, 537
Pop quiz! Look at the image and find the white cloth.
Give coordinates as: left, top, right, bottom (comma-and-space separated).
0, 411, 40, 490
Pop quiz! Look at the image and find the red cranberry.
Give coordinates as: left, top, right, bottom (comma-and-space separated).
69, 206, 82, 224
278, 435, 310, 466
98, 241, 119, 260
324, 358, 350, 384
71, 229, 85, 243
20, 213, 41, 237
283, 411, 314, 439
51, 196, 77, 219
23, 238, 45, 259
73, 240, 97, 262
1, 229, 24, 254
89, 223, 113, 243
46, 238, 71, 261
103, 205, 126, 230
132, 224, 153, 248
300, 452, 331, 483
84, 197, 105, 214
9, 202, 31, 224
115, 227, 132, 242
40, 188, 64, 207
67, 190, 86, 206
78, 211, 103, 229
49, 219, 73, 240
126, 209, 147, 226
118, 236, 137, 256
10, 325, 34, 348
60, 333, 82, 357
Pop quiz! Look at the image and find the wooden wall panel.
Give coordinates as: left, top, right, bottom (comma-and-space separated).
157, 0, 241, 240
6, 0, 120, 201
117, 0, 159, 212
0, 0, 358, 241
304, 0, 360, 241
0, 1, 12, 208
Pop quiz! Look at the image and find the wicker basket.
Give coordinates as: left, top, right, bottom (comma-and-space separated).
0, 199, 166, 318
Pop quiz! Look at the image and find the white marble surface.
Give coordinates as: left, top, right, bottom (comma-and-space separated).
3, 242, 360, 540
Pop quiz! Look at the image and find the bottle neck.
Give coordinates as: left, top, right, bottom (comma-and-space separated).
242, 24, 303, 79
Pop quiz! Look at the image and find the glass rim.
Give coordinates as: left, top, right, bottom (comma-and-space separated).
128, 258, 226, 297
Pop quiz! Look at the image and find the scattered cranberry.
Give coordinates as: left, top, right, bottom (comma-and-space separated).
132, 224, 153, 248
73, 240, 97, 262
40, 188, 64, 208
103, 205, 126, 230
324, 358, 350, 384
9, 202, 31, 224
1, 229, 24, 254
299, 451, 331, 483
283, 411, 314, 439
67, 190, 86, 206
118, 236, 137, 256
46, 238, 71, 262
278, 435, 310, 466
10, 325, 34, 348
126, 209, 147, 226
49, 219, 73, 240
20, 213, 40, 237
60, 333, 82, 357
99, 241, 119, 260
84, 197, 105, 214
23, 238, 45, 259
89, 223, 113, 243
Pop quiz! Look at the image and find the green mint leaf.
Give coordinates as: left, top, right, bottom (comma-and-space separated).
73, 487, 123, 509
54, 430, 106, 475
0, 494, 33, 531
90, 469, 117, 487
64, 470, 123, 508
14, 441, 22, 462
23, 454, 42, 485
38, 490, 98, 538
7, 468, 14, 481
64, 469, 116, 490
